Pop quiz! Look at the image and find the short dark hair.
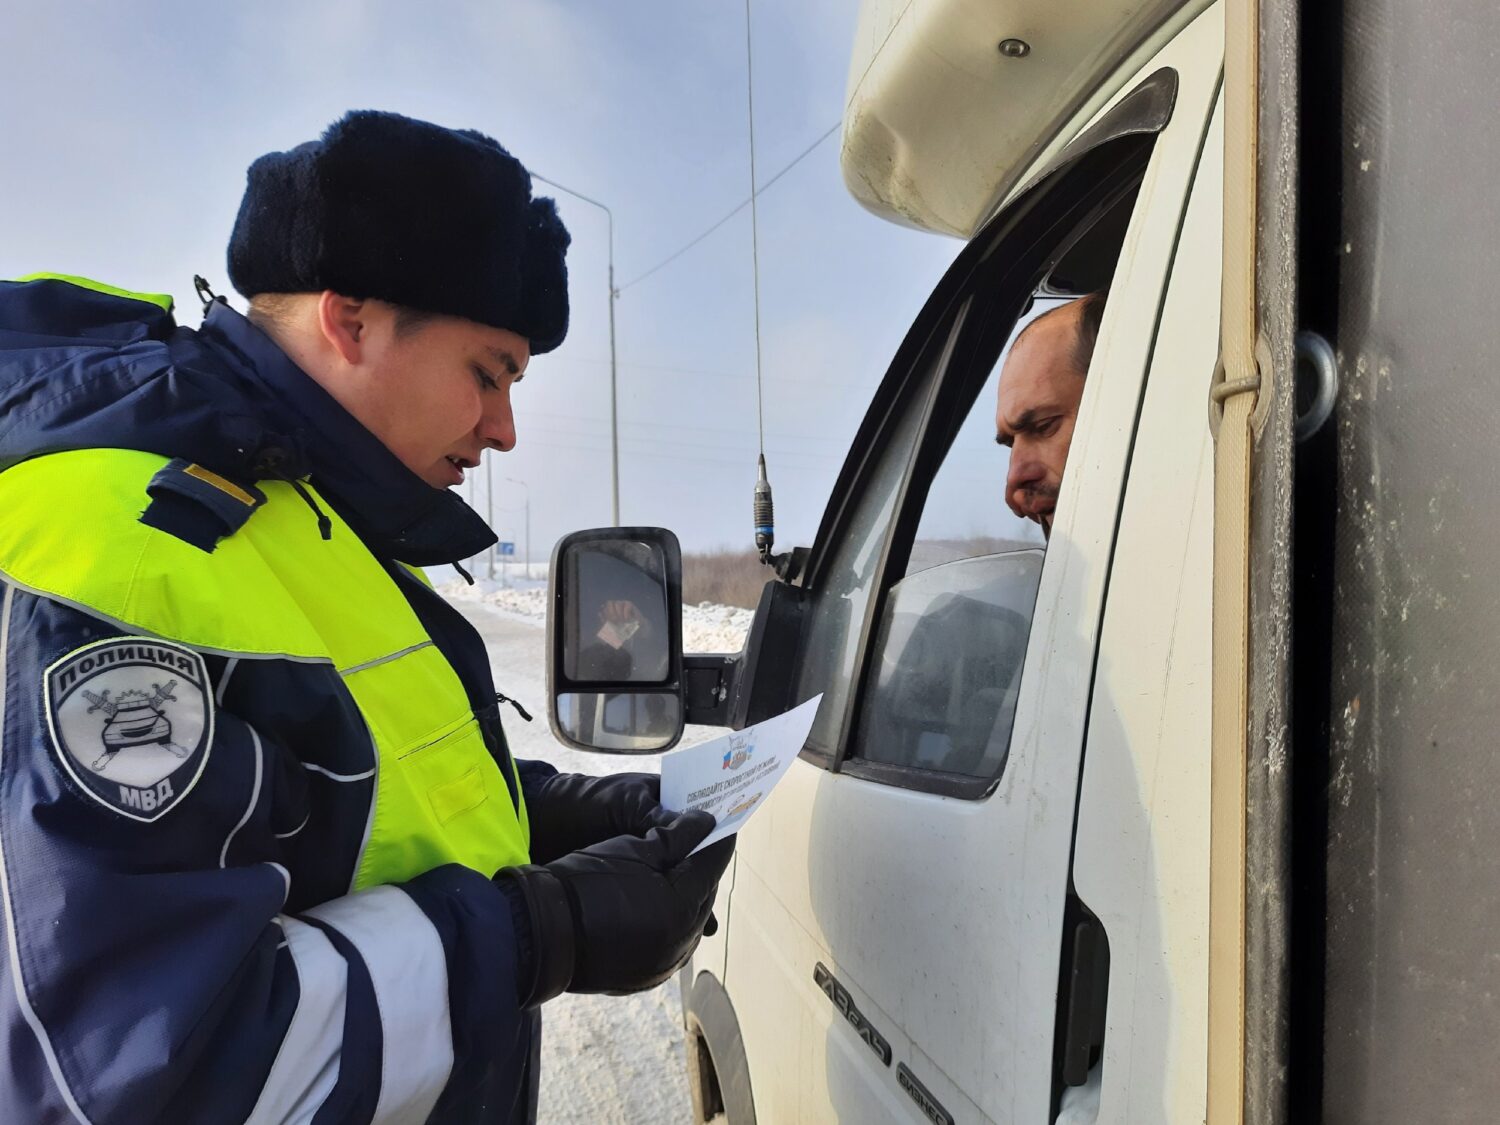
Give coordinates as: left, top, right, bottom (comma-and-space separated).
393, 305, 438, 337
1071, 289, 1108, 374
245, 292, 300, 334
246, 293, 437, 338
1013, 289, 1109, 377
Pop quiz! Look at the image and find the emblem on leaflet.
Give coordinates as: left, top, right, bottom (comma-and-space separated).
722, 733, 755, 771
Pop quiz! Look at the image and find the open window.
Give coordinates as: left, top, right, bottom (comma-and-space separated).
851, 186, 1138, 792
788, 72, 1176, 798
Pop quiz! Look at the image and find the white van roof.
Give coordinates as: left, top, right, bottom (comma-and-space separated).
841, 0, 1213, 238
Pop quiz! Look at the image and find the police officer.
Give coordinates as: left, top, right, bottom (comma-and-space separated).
0, 110, 733, 1123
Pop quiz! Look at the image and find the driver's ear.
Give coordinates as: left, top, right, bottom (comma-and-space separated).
316, 291, 368, 365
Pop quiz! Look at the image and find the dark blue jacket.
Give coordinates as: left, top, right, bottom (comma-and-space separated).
0, 278, 556, 1124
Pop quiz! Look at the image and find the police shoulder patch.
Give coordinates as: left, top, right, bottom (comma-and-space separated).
44, 637, 214, 822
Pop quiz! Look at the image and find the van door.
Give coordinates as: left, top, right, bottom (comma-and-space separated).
1071, 89, 1224, 1122
718, 10, 1224, 1123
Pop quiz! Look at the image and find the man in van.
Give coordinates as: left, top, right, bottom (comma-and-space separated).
0, 109, 732, 1123
995, 290, 1108, 537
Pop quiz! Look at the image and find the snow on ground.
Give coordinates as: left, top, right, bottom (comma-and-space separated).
436, 582, 750, 1123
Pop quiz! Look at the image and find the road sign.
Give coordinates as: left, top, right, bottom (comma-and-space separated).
498, 541, 516, 557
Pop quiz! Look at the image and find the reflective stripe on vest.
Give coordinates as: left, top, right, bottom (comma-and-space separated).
0, 448, 529, 887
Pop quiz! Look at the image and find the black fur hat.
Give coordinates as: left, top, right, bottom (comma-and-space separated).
227, 110, 570, 353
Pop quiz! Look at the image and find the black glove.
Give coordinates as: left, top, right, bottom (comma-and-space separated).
525, 770, 673, 865
501, 810, 735, 1006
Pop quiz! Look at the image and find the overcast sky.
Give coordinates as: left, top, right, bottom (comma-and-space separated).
1, 1, 970, 562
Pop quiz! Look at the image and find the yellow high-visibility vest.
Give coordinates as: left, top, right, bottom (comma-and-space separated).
0, 446, 530, 888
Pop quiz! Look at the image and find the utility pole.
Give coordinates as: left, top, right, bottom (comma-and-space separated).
531, 174, 620, 525
506, 478, 530, 582
485, 454, 495, 580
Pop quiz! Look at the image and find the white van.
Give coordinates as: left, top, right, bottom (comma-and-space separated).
548, 0, 1493, 1120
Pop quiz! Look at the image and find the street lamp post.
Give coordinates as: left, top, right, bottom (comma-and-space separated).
505, 478, 531, 582
485, 454, 495, 580
531, 174, 621, 526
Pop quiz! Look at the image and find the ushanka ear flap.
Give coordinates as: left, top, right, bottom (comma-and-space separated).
227, 139, 325, 300
518, 195, 571, 355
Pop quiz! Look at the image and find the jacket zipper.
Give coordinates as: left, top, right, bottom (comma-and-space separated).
495, 691, 533, 722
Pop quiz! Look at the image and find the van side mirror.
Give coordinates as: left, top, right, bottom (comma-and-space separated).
547, 527, 686, 753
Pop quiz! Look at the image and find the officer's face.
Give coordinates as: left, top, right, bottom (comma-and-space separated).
360, 310, 531, 489
995, 306, 1087, 538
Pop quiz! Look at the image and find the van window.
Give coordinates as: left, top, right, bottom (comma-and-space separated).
849, 189, 1135, 789
902, 306, 1055, 577
793, 310, 966, 756
854, 313, 1053, 779
791, 127, 1151, 779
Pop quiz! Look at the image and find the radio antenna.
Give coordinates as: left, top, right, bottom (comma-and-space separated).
744, 0, 775, 564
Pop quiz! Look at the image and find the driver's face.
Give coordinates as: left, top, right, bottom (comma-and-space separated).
995, 307, 1088, 538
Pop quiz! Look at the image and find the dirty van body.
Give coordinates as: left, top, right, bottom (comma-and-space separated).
546, 0, 1499, 1121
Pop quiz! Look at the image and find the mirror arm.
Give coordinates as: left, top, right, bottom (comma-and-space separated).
770, 545, 810, 584
684, 654, 740, 727
728, 579, 809, 730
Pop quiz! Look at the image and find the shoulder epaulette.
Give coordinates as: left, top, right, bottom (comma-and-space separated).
140, 458, 266, 553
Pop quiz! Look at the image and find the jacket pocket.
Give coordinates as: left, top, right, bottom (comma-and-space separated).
427, 765, 488, 824
396, 713, 473, 760
396, 716, 496, 825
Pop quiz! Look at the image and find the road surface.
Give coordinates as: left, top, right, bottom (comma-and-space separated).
454, 598, 695, 1125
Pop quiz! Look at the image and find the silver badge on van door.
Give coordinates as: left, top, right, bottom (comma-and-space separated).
45, 637, 214, 822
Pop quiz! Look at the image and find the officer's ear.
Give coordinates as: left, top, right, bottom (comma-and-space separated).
316, 290, 370, 366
